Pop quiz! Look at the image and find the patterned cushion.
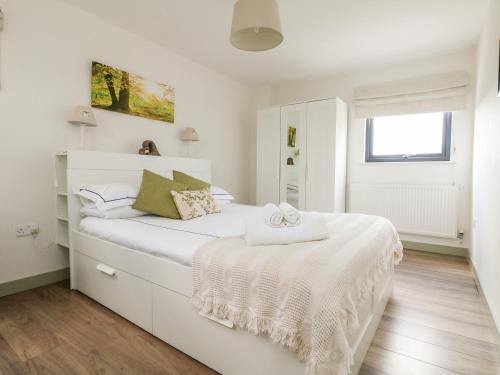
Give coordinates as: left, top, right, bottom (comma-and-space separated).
171, 189, 221, 220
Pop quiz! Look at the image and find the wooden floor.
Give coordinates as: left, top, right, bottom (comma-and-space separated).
0, 250, 499, 375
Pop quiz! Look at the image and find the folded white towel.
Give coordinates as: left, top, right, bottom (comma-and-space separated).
279, 202, 301, 226
245, 213, 330, 246
262, 203, 284, 228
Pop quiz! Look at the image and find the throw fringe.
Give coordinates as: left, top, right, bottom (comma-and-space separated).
309, 238, 402, 374
192, 238, 403, 375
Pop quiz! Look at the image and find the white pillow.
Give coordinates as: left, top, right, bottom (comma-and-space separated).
78, 183, 139, 210
210, 185, 235, 201
81, 206, 146, 219
217, 200, 232, 208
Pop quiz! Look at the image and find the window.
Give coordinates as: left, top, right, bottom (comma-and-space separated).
365, 112, 452, 162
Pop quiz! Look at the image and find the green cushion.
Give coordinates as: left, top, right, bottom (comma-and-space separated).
173, 170, 210, 190
133, 170, 188, 219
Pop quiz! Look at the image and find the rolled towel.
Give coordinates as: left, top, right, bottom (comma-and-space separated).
279, 202, 301, 226
245, 213, 330, 246
262, 203, 284, 228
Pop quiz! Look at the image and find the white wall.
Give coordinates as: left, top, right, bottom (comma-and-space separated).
261, 48, 477, 248
0, 0, 252, 283
471, 0, 500, 330
248, 85, 273, 205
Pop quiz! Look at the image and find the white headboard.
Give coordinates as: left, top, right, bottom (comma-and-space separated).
64, 150, 211, 286
67, 150, 210, 191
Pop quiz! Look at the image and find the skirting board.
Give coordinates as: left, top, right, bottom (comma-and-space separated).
0, 268, 69, 298
402, 240, 468, 257
469, 260, 500, 355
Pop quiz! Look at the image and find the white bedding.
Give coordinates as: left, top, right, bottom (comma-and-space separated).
79, 203, 260, 266
193, 214, 403, 375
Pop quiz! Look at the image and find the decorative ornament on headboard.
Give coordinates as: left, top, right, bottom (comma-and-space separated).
139, 140, 161, 156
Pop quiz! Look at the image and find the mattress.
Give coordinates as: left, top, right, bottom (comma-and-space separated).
79, 203, 260, 267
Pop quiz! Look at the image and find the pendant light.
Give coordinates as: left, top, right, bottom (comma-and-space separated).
230, 0, 283, 52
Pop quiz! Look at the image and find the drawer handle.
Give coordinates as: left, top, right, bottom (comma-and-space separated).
199, 311, 234, 329
96, 264, 116, 277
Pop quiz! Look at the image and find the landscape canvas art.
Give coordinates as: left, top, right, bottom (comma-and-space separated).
91, 62, 175, 123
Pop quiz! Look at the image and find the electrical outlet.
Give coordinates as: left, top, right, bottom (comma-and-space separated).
15, 223, 39, 237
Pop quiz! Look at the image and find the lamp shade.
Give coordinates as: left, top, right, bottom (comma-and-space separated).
180, 127, 200, 142
230, 0, 283, 52
67, 106, 97, 127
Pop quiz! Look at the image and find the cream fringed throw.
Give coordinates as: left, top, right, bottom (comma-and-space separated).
192, 214, 403, 375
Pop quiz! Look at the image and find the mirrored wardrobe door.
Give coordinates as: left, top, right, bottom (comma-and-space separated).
280, 103, 307, 210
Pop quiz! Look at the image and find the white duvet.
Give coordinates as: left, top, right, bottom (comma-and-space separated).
79, 203, 260, 266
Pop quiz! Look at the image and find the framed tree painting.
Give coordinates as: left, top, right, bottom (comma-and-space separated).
91, 62, 175, 123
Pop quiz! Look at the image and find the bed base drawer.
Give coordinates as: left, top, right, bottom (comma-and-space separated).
373, 262, 394, 311
74, 251, 153, 332
152, 285, 305, 375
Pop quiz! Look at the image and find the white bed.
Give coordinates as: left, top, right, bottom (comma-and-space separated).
80, 203, 259, 266
66, 150, 395, 375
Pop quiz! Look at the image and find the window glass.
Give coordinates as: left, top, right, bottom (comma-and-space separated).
365, 112, 452, 162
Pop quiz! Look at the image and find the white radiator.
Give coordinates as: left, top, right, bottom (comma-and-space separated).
349, 183, 459, 239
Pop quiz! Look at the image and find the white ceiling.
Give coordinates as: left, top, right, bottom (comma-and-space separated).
61, 0, 488, 85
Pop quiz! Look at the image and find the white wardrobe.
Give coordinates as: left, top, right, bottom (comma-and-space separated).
256, 98, 348, 213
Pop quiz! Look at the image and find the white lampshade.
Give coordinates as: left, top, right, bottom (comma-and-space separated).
230, 0, 283, 52
67, 106, 97, 150
181, 127, 200, 142
67, 106, 97, 127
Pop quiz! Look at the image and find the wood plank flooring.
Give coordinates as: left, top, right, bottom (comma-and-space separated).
361, 250, 500, 375
0, 250, 499, 375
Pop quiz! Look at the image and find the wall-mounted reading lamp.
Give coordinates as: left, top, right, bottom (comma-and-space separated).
180, 127, 200, 158
67, 106, 98, 149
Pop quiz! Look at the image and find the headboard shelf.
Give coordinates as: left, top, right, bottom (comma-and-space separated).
67, 150, 210, 174
56, 150, 211, 288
